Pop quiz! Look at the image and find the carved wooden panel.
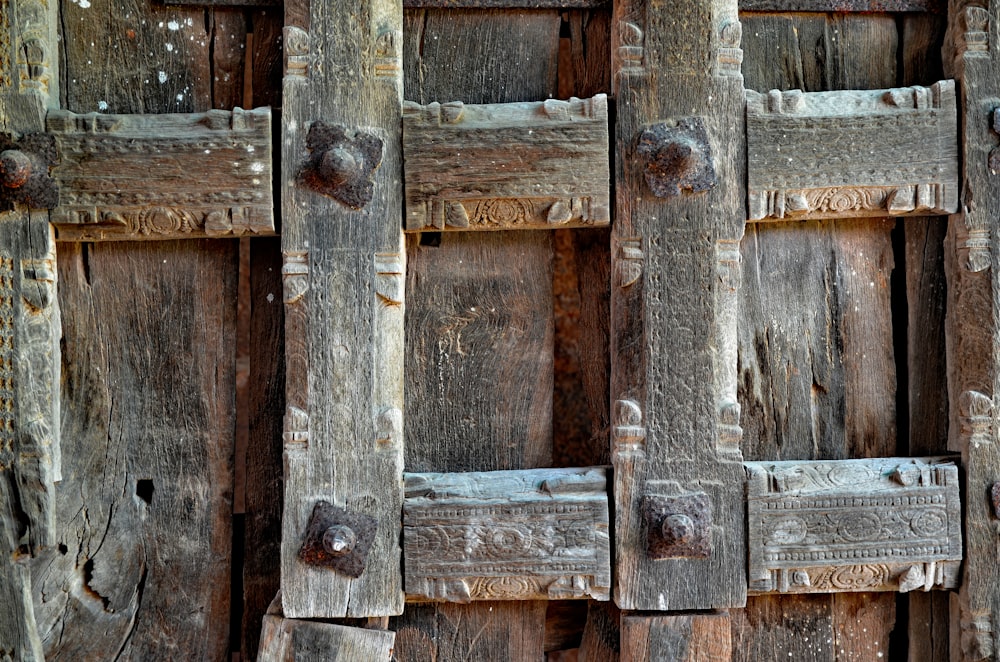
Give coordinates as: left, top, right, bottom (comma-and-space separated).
946, 2, 1000, 658
47, 108, 274, 240
611, 0, 747, 610
402, 95, 610, 231
747, 457, 961, 595
279, 0, 405, 619
402, 468, 611, 603
747, 81, 959, 221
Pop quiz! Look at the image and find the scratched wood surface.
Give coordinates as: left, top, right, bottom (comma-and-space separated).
733, 12, 901, 661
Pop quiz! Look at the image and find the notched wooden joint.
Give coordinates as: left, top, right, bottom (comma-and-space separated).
299, 121, 384, 210
643, 493, 712, 559
0, 134, 57, 210
636, 118, 716, 198
298, 501, 377, 578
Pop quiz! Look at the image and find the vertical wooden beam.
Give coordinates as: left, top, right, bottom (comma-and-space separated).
946, 0, 1000, 658
279, 0, 405, 618
621, 613, 731, 662
0, 0, 59, 654
610, 0, 746, 610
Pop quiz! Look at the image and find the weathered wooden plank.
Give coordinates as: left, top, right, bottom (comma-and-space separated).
577, 601, 620, 661
402, 467, 611, 602
747, 82, 958, 222
901, 14, 951, 662
406, 0, 607, 6
611, 0, 746, 611
402, 95, 609, 232
740, 0, 942, 11
393, 601, 547, 661
737, 12, 901, 661
242, 237, 285, 661
258, 614, 395, 661
944, 2, 1000, 658
279, 0, 404, 619
747, 457, 961, 594
48, 108, 274, 240
404, 231, 554, 472
621, 613, 731, 662
28, 241, 236, 660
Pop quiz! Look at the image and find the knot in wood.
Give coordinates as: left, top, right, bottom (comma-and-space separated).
661, 513, 695, 545
322, 524, 357, 557
0, 150, 32, 188
637, 118, 716, 198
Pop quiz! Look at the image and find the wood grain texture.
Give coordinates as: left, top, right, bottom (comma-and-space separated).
740, 0, 942, 10
901, 14, 951, 662
577, 601, 620, 661
944, 2, 1000, 658
621, 613, 731, 662
746, 81, 958, 222
392, 601, 547, 661
404, 231, 554, 472
746, 457, 961, 594
279, 0, 405, 619
49, 108, 274, 240
736, 12, 901, 661
242, 237, 285, 660
611, 0, 746, 611
29, 241, 236, 660
402, 95, 609, 231
402, 468, 611, 602
258, 614, 395, 661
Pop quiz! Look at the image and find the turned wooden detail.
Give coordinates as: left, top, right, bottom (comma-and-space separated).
747, 81, 959, 221
402, 95, 610, 231
402, 468, 612, 603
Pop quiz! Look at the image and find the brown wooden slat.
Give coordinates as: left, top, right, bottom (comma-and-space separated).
621, 613, 732, 662
258, 614, 395, 660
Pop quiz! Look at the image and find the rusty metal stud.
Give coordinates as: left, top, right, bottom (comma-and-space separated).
298, 121, 384, 210
298, 501, 377, 578
0, 150, 32, 188
0, 133, 58, 210
644, 492, 712, 560
636, 117, 716, 198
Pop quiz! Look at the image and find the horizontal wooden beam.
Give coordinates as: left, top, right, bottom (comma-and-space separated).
402, 467, 612, 602
48, 108, 275, 241
402, 95, 610, 232
746, 457, 962, 595
740, 0, 942, 11
747, 81, 958, 222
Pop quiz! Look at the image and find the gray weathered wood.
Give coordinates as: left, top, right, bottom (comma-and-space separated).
402, 95, 609, 231
747, 81, 958, 222
30, 241, 236, 660
945, 2, 1000, 658
620, 613, 731, 662
279, 0, 405, 619
258, 614, 395, 661
0, 0, 59, 653
746, 457, 961, 595
611, 0, 746, 611
402, 467, 611, 602
48, 108, 274, 240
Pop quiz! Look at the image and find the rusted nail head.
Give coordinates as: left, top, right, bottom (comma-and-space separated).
319, 147, 359, 186
322, 524, 357, 557
0, 150, 32, 189
661, 513, 695, 545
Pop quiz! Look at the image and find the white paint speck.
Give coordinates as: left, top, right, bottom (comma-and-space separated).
167, 20, 180, 30
246, 145, 255, 153
266, 293, 274, 303
72, 0, 92, 8
97, 100, 108, 111
165, 43, 174, 52
176, 93, 184, 102
250, 162, 265, 174
157, 71, 167, 83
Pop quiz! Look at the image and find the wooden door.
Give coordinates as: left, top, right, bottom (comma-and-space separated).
2, 0, 998, 659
